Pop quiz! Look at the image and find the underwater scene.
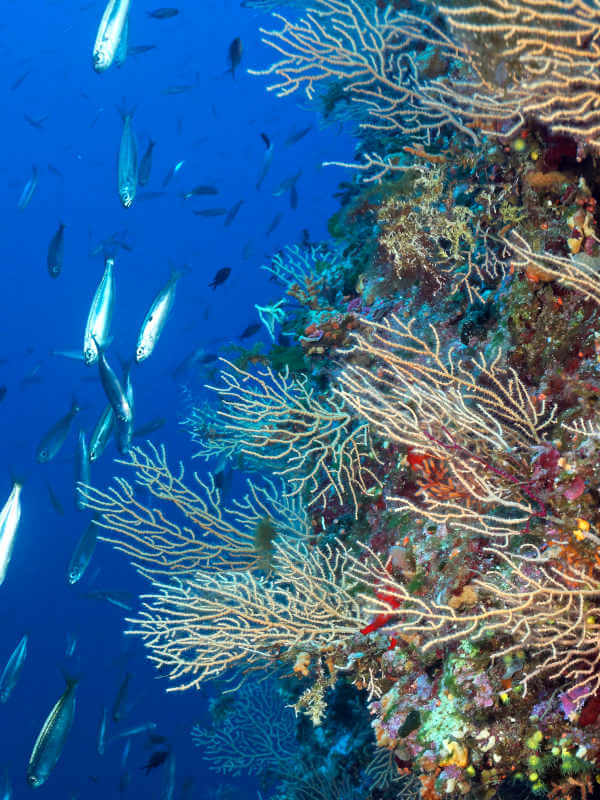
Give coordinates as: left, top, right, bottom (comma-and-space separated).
3, 0, 600, 798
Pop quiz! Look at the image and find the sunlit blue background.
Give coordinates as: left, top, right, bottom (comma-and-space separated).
0, 0, 354, 795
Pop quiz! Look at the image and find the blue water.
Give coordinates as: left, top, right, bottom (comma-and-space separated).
0, 0, 354, 795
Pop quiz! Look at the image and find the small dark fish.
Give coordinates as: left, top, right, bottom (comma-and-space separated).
238, 322, 261, 339
24, 113, 48, 130
224, 199, 243, 226
162, 85, 194, 95
67, 520, 98, 584
290, 183, 298, 210
256, 132, 273, 190
208, 267, 231, 289
112, 672, 131, 722
284, 125, 312, 146
272, 169, 301, 196
87, 590, 135, 611
147, 7, 179, 18
11, 70, 30, 91
171, 346, 205, 380
47, 163, 63, 178
200, 353, 218, 364
161, 160, 184, 187
266, 212, 283, 237
46, 481, 64, 516
0, 386, 6, 404
36, 398, 80, 462
142, 750, 169, 774
227, 37, 242, 78
193, 208, 227, 217
0, 634, 28, 703
138, 140, 155, 187
20, 361, 43, 390
133, 417, 166, 438
47, 222, 65, 278
180, 184, 218, 199
128, 44, 157, 55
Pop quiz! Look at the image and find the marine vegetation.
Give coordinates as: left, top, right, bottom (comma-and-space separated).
80, 1, 600, 798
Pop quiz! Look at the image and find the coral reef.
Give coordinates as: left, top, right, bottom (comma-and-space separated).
82, 1, 600, 798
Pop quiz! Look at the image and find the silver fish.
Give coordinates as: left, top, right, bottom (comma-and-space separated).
112, 721, 157, 740
89, 404, 114, 462
0, 634, 27, 702
117, 106, 138, 208
87, 589, 134, 611
0, 482, 22, 586
18, 166, 38, 210
136, 270, 183, 362
27, 674, 79, 788
114, 14, 128, 68
94, 341, 133, 456
74, 431, 91, 510
272, 169, 301, 196
97, 706, 108, 756
47, 222, 65, 278
36, 399, 79, 462
84, 256, 115, 365
67, 520, 98, 584
116, 364, 134, 455
112, 672, 131, 722
93, 0, 131, 73
256, 132, 273, 190
52, 349, 84, 361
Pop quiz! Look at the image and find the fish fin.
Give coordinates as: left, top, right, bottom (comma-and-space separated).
60, 667, 81, 689
8, 469, 27, 488
116, 100, 136, 121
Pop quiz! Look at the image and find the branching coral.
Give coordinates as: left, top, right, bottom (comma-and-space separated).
506, 229, 600, 309
78, 442, 311, 577
191, 680, 297, 775
187, 359, 381, 516
440, 0, 600, 145
128, 535, 363, 690
377, 165, 507, 303
348, 539, 600, 700
335, 313, 556, 535
250, 0, 482, 146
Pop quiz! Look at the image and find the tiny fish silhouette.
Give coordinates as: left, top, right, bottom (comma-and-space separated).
141, 750, 169, 774
147, 7, 178, 18
208, 267, 231, 289
227, 37, 242, 77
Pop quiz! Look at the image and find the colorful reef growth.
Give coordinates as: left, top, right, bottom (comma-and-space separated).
80, 1, 600, 798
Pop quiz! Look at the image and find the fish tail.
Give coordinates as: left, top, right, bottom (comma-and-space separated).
60, 667, 81, 689
116, 100, 136, 122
